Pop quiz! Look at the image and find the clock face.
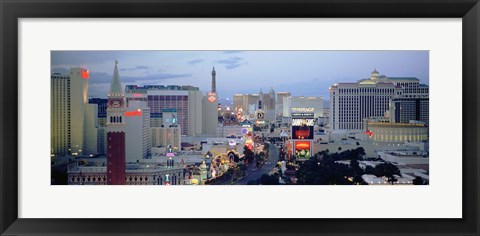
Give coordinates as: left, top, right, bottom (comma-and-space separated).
257, 112, 264, 119
110, 100, 121, 108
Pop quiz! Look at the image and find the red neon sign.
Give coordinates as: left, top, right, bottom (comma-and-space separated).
295, 141, 310, 150
81, 69, 89, 79
125, 109, 142, 117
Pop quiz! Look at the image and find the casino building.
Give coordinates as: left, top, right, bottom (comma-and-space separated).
68, 162, 185, 185
51, 67, 98, 157
282, 96, 324, 119
125, 85, 203, 136
329, 70, 429, 131
232, 88, 282, 122
124, 67, 218, 137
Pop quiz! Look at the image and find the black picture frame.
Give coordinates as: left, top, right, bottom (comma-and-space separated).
1, 0, 479, 235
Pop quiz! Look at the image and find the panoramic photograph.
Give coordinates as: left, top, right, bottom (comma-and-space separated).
50, 50, 429, 185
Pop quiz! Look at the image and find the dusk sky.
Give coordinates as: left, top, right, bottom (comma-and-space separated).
51, 51, 429, 103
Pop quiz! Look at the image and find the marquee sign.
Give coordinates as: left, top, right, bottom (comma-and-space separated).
291, 112, 314, 139
291, 107, 314, 112
291, 118, 314, 126
291, 112, 314, 119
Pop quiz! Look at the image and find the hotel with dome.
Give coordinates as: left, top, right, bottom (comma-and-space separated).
329, 70, 429, 131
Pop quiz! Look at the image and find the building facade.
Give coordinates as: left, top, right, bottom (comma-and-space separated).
51, 68, 91, 156
283, 96, 323, 119
233, 93, 259, 113
203, 67, 219, 135
89, 98, 108, 154
365, 120, 429, 143
125, 68, 219, 137
125, 100, 151, 163
83, 104, 98, 156
125, 85, 203, 136
390, 97, 429, 125
151, 126, 182, 150
329, 70, 429, 131
68, 164, 185, 185
233, 94, 245, 112
232, 88, 283, 122
276, 92, 291, 118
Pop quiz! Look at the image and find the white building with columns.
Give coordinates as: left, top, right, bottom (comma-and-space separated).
329, 69, 429, 131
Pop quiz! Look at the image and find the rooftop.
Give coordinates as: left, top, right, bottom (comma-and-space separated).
125, 84, 200, 92
387, 77, 420, 81
68, 165, 184, 174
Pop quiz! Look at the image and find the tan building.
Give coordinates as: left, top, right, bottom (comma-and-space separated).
68, 164, 185, 185
233, 89, 287, 122
51, 68, 95, 156
233, 94, 245, 111
276, 92, 291, 117
365, 120, 428, 143
152, 126, 182, 150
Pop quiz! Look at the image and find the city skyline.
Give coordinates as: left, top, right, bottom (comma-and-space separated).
51, 51, 429, 99
51, 52, 429, 186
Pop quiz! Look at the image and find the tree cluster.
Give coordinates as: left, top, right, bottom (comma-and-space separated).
296, 147, 402, 185
247, 173, 280, 185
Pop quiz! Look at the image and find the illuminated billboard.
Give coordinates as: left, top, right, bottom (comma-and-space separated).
291, 112, 314, 140
294, 141, 312, 159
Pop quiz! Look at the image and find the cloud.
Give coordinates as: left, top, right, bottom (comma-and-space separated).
120, 65, 149, 71
225, 64, 242, 69
188, 59, 204, 65
88, 72, 192, 84
216, 57, 246, 70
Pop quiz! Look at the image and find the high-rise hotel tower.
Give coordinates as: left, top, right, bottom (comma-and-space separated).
51, 67, 89, 156
329, 70, 429, 131
106, 61, 126, 185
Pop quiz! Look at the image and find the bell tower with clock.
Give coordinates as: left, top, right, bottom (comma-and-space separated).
106, 60, 126, 185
